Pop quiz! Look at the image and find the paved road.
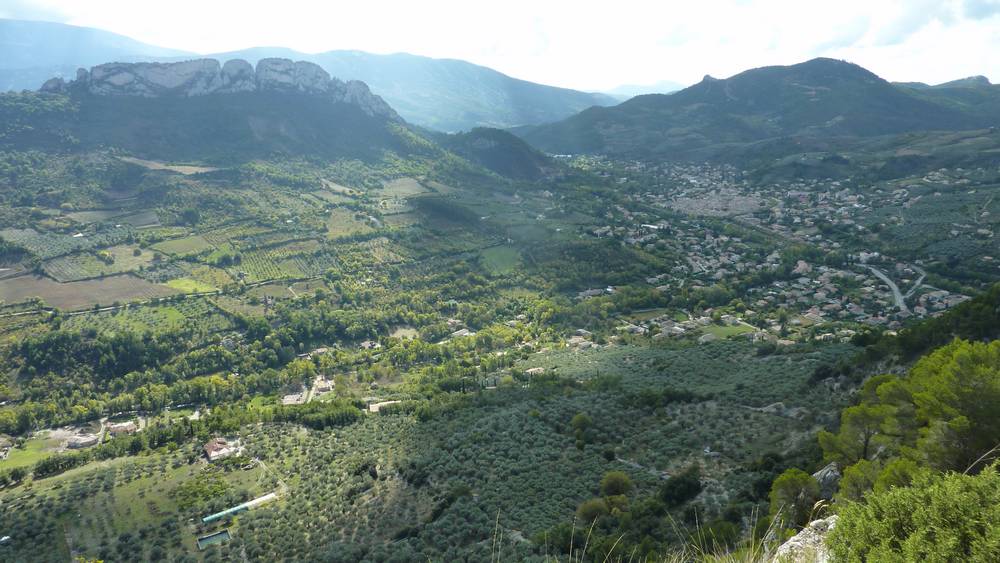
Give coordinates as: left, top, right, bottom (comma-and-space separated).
867, 266, 909, 314
904, 266, 927, 299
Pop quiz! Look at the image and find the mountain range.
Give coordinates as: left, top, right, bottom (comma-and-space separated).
0, 18, 616, 132
3, 58, 409, 164
516, 58, 1000, 160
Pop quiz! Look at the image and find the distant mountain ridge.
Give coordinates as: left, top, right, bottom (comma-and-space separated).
202, 48, 618, 131
896, 75, 994, 90
604, 80, 686, 99
0, 18, 193, 91
0, 19, 616, 132
40, 57, 399, 121
517, 58, 995, 159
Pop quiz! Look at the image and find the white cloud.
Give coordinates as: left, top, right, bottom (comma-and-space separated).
2, 0, 998, 90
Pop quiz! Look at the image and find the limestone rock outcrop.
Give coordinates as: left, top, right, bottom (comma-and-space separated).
771, 515, 837, 563
220, 59, 255, 93
49, 58, 400, 121
87, 59, 224, 97
812, 462, 841, 500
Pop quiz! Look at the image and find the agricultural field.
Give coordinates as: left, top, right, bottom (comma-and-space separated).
201, 223, 273, 247
118, 156, 220, 175
151, 235, 215, 257
211, 294, 267, 317
65, 209, 126, 224
321, 179, 362, 197
2, 453, 270, 562
42, 245, 155, 282
326, 208, 375, 239
382, 212, 419, 228
378, 177, 429, 198
245, 283, 297, 301
177, 263, 235, 290
310, 189, 356, 205
517, 340, 855, 413
0, 312, 46, 343
0, 228, 81, 259
702, 323, 757, 339
479, 246, 522, 274
339, 237, 406, 266
230, 249, 306, 282
390, 326, 419, 339
0, 262, 28, 280
288, 279, 330, 298
0, 433, 62, 470
116, 210, 161, 228
164, 278, 217, 293
61, 298, 234, 334
0, 274, 177, 310
1, 227, 140, 260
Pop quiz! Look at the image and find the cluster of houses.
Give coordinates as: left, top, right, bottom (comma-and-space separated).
573, 160, 977, 339
63, 420, 137, 450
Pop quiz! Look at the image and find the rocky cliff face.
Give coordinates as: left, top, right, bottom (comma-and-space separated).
40, 58, 401, 121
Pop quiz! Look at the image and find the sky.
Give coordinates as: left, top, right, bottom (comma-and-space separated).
2, 0, 999, 91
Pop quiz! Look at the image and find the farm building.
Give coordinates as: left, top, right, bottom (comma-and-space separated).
203, 437, 240, 462
67, 434, 99, 449
107, 421, 138, 436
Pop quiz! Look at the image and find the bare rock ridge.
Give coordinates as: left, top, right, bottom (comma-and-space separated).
39, 58, 401, 121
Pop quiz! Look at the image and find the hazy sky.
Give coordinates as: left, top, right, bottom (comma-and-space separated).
3, 0, 999, 91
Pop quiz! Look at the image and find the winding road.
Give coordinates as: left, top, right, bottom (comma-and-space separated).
867, 265, 926, 314
867, 266, 909, 314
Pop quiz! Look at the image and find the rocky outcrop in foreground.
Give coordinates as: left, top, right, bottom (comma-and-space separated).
40, 58, 400, 121
771, 515, 837, 563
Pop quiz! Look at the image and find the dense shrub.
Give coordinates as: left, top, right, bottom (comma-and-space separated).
768, 468, 819, 529
599, 470, 633, 496
659, 465, 702, 507
829, 465, 1000, 562
576, 498, 609, 522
